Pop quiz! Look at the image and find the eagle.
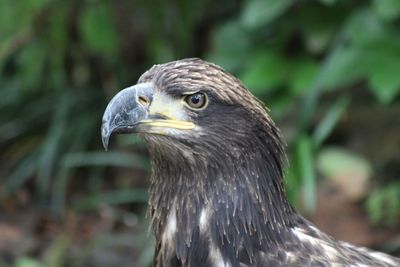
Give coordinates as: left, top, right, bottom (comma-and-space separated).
101, 58, 399, 267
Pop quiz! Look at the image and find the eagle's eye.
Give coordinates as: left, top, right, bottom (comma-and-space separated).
184, 92, 207, 109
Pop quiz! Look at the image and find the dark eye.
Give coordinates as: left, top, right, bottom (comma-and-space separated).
184, 92, 207, 109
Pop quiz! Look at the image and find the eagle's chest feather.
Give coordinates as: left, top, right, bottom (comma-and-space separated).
158, 206, 233, 267
157, 208, 399, 267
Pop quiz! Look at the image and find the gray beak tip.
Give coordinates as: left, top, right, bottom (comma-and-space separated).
101, 122, 111, 151
102, 137, 109, 151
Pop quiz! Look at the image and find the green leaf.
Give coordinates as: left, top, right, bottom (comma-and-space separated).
208, 20, 250, 71
284, 164, 301, 207
240, 0, 293, 29
364, 50, 400, 104
0, 0, 50, 39
373, 0, 400, 21
345, 9, 392, 46
296, 135, 316, 214
16, 257, 42, 267
366, 182, 400, 225
320, 47, 362, 89
297, 35, 349, 131
80, 3, 118, 56
366, 189, 384, 224
16, 42, 46, 90
289, 58, 318, 94
239, 51, 287, 95
339, 10, 400, 103
313, 96, 349, 148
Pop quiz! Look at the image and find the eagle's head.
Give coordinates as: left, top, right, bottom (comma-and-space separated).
101, 58, 291, 264
102, 58, 283, 167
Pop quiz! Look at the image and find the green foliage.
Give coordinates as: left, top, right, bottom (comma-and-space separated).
240, 50, 288, 94
80, 3, 118, 57
15, 258, 42, 267
209, 0, 400, 214
0, 1, 148, 211
312, 96, 349, 148
210, 1, 400, 104
367, 182, 400, 226
240, 0, 293, 29
1, 0, 220, 207
373, 0, 400, 20
295, 135, 316, 213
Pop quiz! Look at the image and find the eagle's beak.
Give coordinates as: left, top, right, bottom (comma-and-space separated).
101, 83, 195, 150
101, 83, 153, 150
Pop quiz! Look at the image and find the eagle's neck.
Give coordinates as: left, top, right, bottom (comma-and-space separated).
145, 125, 302, 265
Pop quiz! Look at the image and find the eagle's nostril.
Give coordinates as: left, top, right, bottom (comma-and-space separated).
138, 96, 149, 106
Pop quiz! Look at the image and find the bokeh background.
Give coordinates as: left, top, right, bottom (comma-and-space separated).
1, 0, 400, 266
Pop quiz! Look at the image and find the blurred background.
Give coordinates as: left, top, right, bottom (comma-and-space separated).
1, 0, 400, 266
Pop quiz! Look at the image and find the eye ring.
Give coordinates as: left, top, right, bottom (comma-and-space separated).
183, 92, 207, 110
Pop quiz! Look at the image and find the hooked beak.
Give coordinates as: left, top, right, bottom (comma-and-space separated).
101, 83, 153, 150
101, 82, 194, 150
